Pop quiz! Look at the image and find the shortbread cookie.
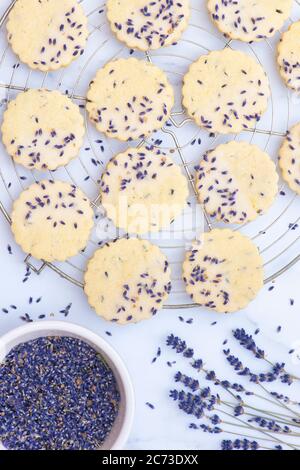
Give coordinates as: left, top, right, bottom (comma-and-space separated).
278, 21, 300, 92
11, 180, 94, 262
107, 0, 190, 51
182, 49, 270, 134
100, 146, 189, 234
86, 58, 174, 141
84, 238, 172, 324
2, 89, 85, 171
183, 229, 264, 313
208, 0, 292, 43
7, 0, 88, 72
279, 123, 300, 195
195, 141, 278, 224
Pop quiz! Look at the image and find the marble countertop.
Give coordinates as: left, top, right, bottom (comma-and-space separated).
0, 0, 300, 451
1, 217, 300, 450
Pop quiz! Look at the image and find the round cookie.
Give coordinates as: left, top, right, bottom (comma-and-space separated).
100, 146, 189, 234
279, 123, 300, 195
207, 0, 293, 43
86, 58, 174, 141
183, 229, 264, 313
107, 0, 190, 51
195, 141, 278, 224
2, 89, 85, 171
7, 0, 88, 72
182, 49, 270, 135
84, 238, 172, 324
11, 180, 94, 262
277, 21, 300, 93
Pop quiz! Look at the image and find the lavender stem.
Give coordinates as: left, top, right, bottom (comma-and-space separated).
219, 409, 299, 450
249, 391, 300, 413
258, 383, 300, 419
223, 399, 300, 423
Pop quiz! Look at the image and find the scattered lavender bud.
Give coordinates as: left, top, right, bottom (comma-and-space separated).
145, 402, 155, 410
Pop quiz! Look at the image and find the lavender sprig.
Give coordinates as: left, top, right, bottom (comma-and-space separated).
166, 333, 300, 450
270, 392, 300, 410
222, 439, 259, 450
224, 349, 289, 385
174, 374, 300, 432
167, 335, 295, 412
172, 388, 299, 449
248, 417, 292, 435
167, 335, 252, 397
221, 439, 281, 451
232, 328, 300, 383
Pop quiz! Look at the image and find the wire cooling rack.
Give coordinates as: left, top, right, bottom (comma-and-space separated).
0, 0, 299, 309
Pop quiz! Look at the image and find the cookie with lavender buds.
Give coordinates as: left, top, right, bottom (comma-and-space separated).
84, 238, 172, 324
86, 58, 174, 141
7, 0, 88, 72
11, 180, 94, 262
182, 49, 270, 135
183, 229, 264, 313
195, 141, 278, 224
107, 0, 190, 51
1, 89, 85, 171
207, 0, 292, 43
279, 123, 300, 195
277, 21, 300, 92
100, 146, 189, 234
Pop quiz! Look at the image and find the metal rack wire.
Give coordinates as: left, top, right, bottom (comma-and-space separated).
0, 0, 299, 309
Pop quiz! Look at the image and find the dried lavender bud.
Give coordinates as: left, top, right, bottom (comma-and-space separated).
0, 337, 120, 450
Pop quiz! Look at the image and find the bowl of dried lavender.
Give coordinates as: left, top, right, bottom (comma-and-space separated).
0, 321, 135, 451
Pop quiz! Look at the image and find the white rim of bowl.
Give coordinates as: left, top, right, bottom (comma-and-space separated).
0, 321, 135, 451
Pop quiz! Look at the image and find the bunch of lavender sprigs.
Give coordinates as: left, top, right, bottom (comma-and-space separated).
166, 328, 300, 451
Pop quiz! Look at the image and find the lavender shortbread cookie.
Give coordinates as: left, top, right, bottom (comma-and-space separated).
11, 180, 94, 262
84, 238, 172, 324
182, 49, 270, 135
2, 89, 85, 171
279, 123, 300, 195
7, 0, 88, 72
278, 21, 300, 93
87, 58, 174, 141
107, 0, 190, 51
207, 0, 292, 43
100, 146, 189, 234
195, 141, 278, 224
183, 229, 264, 313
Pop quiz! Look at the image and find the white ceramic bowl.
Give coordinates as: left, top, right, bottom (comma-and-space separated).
0, 321, 135, 450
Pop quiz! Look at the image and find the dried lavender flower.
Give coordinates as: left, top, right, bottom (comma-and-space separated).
233, 328, 265, 359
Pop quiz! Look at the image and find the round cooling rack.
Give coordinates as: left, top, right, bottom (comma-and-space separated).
0, 0, 299, 309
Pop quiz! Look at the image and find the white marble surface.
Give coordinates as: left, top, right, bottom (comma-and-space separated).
0, 219, 300, 450
0, 0, 300, 451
